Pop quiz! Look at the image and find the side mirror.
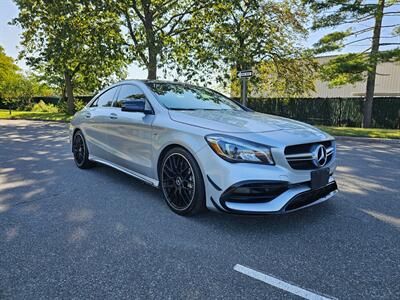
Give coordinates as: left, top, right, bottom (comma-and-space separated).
121, 99, 152, 114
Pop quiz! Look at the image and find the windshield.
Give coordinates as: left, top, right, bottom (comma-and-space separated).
146, 82, 243, 111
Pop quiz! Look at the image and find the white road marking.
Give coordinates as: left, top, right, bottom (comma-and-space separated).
234, 264, 336, 300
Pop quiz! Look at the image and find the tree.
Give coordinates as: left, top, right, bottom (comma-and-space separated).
229, 59, 318, 98
108, 0, 209, 80
174, 0, 315, 98
0, 46, 19, 82
0, 46, 23, 113
0, 46, 53, 113
12, 0, 129, 114
305, 0, 400, 128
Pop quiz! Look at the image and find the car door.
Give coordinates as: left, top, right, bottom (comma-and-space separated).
106, 84, 155, 178
82, 86, 118, 160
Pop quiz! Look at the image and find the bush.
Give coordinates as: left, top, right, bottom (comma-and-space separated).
57, 100, 68, 114
74, 99, 86, 112
57, 99, 86, 114
32, 100, 59, 113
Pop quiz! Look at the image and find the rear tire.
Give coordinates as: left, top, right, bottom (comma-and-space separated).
160, 147, 206, 216
72, 130, 94, 169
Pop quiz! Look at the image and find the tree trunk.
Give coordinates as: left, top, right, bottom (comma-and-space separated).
61, 84, 67, 103
64, 72, 75, 115
144, 5, 157, 80
147, 47, 157, 80
363, 0, 384, 128
363, 73, 376, 128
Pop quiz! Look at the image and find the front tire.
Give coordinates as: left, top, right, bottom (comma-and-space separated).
72, 130, 93, 169
160, 147, 206, 216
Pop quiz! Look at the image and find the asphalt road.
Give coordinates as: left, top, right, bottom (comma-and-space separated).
0, 119, 399, 300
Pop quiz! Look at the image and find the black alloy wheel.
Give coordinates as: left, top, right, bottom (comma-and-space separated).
72, 131, 93, 169
160, 147, 206, 215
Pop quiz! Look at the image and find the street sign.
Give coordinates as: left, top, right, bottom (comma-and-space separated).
237, 70, 253, 78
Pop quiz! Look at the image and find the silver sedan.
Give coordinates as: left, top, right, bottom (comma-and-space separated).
70, 80, 338, 215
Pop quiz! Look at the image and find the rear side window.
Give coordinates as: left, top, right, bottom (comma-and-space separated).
91, 87, 117, 107
114, 85, 147, 108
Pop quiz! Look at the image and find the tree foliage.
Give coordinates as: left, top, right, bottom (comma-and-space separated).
12, 0, 129, 114
0, 46, 22, 111
107, 0, 209, 79
249, 58, 318, 97
172, 0, 315, 97
0, 45, 20, 100
0, 46, 52, 111
304, 0, 400, 127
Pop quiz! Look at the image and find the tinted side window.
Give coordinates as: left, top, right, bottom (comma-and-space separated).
114, 85, 147, 108
91, 87, 117, 107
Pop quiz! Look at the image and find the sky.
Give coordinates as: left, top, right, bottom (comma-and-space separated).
1, 0, 399, 80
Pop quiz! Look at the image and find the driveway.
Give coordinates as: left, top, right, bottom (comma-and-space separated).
0, 119, 399, 299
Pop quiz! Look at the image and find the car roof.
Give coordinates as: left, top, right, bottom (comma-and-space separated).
95, 79, 197, 98
117, 79, 200, 86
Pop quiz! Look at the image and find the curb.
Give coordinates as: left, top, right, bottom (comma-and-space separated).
335, 135, 400, 144
0, 118, 70, 124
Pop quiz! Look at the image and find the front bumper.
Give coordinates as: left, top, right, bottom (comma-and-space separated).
195, 144, 338, 214
215, 179, 337, 214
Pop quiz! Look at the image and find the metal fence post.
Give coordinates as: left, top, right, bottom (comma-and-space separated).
241, 79, 248, 106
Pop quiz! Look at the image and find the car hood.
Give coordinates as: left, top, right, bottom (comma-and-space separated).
169, 109, 322, 134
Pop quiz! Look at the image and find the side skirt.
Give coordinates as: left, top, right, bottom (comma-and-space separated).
89, 155, 159, 188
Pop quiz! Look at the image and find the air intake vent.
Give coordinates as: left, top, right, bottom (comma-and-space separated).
285, 182, 338, 211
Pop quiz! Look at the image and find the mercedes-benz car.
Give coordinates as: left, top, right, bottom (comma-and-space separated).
70, 80, 338, 215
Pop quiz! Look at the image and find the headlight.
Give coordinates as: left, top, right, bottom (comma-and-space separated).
205, 134, 274, 165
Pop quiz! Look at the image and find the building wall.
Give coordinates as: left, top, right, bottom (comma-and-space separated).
311, 56, 400, 98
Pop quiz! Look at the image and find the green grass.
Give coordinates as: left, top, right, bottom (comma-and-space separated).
318, 126, 400, 139
1, 109, 399, 139
0, 109, 72, 122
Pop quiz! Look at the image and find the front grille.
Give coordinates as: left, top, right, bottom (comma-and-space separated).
284, 140, 335, 170
285, 182, 338, 211
220, 181, 288, 204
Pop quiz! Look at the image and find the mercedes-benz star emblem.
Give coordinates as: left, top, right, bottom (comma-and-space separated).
312, 144, 328, 167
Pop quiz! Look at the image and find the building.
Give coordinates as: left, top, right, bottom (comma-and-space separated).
311, 55, 400, 98
237, 55, 400, 99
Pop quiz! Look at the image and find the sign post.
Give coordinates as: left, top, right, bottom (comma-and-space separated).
237, 70, 253, 107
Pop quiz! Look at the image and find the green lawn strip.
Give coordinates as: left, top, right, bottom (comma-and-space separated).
318, 126, 400, 139
0, 109, 72, 122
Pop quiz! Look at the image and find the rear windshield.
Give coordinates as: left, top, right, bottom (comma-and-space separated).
146, 82, 243, 111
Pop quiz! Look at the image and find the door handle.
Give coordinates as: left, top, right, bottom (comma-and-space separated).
84, 112, 91, 119
109, 113, 118, 120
